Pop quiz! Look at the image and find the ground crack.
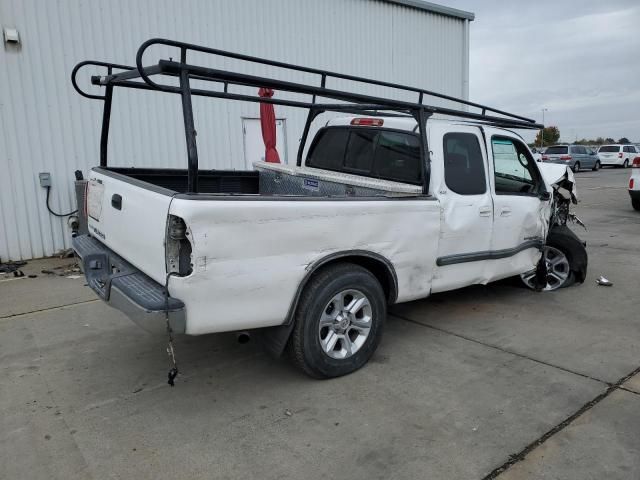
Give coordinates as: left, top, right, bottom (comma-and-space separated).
390, 313, 607, 385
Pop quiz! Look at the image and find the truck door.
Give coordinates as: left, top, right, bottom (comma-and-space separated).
430, 125, 494, 293
485, 132, 548, 280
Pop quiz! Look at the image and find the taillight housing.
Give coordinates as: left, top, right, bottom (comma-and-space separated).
632, 157, 640, 168
630, 178, 635, 189
560, 155, 572, 161
541, 155, 548, 161
618, 152, 623, 158
350, 118, 384, 126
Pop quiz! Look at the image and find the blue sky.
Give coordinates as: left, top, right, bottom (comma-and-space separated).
439, 0, 640, 142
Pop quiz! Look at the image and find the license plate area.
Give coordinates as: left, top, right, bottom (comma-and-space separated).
87, 178, 105, 221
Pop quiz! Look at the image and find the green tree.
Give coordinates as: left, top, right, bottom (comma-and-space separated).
618, 137, 630, 144
595, 137, 605, 145
605, 137, 615, 143
534, 126, 560, 147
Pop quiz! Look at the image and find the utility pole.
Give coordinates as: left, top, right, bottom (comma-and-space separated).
540, 108, 548, 148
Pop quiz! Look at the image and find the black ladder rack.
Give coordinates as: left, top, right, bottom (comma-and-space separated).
72, 38, 543, 194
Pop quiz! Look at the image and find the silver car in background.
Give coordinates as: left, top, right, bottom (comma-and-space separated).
598, 144, 638, 168
542, 144, 600, 172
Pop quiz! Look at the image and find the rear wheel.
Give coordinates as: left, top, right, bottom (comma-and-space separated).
592, 160, 600, 171
572, 162, 580, 173
288, 263, 386, 378
623, 159, 629, 168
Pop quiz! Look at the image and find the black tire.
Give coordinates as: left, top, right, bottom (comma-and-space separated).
546, 226, 588, 287
287, 263, 386, 379
572, 162, 580, 173
632, 198, 640, 211
592, 160, 600, 171
623, 159, 629, 168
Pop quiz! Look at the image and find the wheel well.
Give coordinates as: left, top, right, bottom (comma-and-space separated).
336, 255, 398, 304
309, 254, 397, 304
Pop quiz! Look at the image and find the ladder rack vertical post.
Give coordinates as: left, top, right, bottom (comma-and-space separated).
179, 48, 199, 193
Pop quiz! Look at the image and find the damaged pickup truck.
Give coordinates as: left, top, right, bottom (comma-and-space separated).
71, 39, 587, 379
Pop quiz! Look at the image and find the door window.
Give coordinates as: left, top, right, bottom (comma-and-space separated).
442, 132, 486, 195
491, 137, 541, 195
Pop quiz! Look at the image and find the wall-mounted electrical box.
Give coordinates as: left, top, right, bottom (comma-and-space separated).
3, 27, 20, 44
39, 172, 51, 187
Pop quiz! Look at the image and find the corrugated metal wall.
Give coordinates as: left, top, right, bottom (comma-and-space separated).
0, 0, 469, 260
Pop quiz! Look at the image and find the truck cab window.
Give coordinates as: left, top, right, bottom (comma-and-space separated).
442, 132, 486, 195
491, 138, 541, 195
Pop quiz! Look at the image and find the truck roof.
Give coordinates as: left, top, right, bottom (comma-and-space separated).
326, 115, 518, 133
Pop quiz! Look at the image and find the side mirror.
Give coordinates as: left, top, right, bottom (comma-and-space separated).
539, 191, 551, 201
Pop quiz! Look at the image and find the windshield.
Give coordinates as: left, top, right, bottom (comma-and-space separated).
545, 146, 568, 155
599, 145, 619, 152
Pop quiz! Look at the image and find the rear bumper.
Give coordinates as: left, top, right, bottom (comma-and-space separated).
72, 235, 185, 334
630, 190, 640, 199
543, 159, 573, 166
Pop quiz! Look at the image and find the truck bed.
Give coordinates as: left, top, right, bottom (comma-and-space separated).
103, 162, 423, 197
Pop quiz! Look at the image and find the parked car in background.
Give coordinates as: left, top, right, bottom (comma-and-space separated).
531, 147, 542, 162
542, 144, 599, 172
597, 144, 638, 168
629, 155, 640, 210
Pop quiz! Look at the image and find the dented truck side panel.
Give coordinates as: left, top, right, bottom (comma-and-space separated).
167, 198, 441, 334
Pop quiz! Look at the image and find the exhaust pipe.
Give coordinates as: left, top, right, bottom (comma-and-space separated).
236, 332, 251, 344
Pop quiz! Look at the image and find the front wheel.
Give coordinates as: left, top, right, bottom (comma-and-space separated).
287, 263, 386, 378
592, 160, 600, 171
520, 226, 588, 291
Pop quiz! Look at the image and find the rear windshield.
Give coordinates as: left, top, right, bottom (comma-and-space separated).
545, 146, 568, 155
306, 127, 422, 184
599, 145, 619, 152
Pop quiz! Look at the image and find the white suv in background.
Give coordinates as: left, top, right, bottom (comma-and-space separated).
597, 144, 638, 168
630, 155, 640, 211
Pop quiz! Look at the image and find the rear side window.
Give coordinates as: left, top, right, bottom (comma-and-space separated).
545, 146, 568, 155
599, 145, 619, 152
306, 127, 422, 184
442, 133, 486, 195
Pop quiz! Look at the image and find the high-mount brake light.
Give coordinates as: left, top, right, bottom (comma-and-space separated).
350, 118, 384, 126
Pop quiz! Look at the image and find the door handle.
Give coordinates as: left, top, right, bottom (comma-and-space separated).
479, 206, 492, 217
500, 207, 512, 217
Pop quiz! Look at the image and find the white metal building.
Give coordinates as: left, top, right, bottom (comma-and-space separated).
0, 0, 473, 261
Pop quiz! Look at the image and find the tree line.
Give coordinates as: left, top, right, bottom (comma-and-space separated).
530, 127, 634, 148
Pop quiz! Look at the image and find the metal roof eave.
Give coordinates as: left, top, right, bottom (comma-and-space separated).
382, 0, 475, 21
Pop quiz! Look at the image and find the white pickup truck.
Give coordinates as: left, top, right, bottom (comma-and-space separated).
72, 39, 587, 379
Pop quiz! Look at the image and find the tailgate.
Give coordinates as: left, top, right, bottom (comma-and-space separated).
86, 169, 172, 283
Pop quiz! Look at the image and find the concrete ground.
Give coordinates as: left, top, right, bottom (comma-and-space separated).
1, 167, 639, 480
